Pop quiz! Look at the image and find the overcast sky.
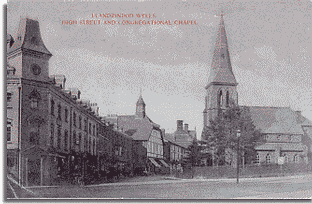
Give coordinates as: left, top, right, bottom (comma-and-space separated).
7, 0, 312, 138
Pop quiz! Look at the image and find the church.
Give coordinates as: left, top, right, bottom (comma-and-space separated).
202, 15, 312, 165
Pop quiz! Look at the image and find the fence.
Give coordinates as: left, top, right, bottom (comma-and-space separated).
177, 162, 312, 179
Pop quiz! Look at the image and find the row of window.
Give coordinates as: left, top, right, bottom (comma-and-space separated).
51, 99, 96, 136
255, 153, 301, 164
50, 123, 96, 154
263, 135, 296, 141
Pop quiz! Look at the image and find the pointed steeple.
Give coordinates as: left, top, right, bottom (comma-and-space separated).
206, 14, 237, 89
136, 92, 146, 118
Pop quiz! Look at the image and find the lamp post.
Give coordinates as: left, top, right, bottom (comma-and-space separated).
236, 129, 241, 184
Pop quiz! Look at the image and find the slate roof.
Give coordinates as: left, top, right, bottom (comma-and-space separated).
118, 115, 160, 141
7, 18, 52, 56
206, 14, 237, 89
241, 106, 305, 134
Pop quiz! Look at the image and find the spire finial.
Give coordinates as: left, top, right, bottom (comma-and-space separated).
140, 88, 142, 96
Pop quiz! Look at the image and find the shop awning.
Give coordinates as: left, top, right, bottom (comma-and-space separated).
159, 159, 170, 168
149, 158, 161, 167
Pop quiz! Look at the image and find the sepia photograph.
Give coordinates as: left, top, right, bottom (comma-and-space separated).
5, 0, 312, 200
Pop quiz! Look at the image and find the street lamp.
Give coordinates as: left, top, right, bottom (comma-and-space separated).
236, 129, 241, 184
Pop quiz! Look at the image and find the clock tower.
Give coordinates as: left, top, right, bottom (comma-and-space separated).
7, 17, 52, 82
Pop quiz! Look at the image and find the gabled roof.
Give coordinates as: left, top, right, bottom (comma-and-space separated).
118, 115, 160, 140
241, 106, 304, 134
206, 14, 237, 89
7, 17, 52, 56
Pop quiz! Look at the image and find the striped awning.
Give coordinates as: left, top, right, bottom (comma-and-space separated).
149, 158, 161, 167
160, 159, 170, 168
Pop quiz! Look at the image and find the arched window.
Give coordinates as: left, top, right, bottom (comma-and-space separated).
218, 90, 223, 107
29, 89, 41, 109
256, 153, 260, 164
266, 154, 271, 164
294, 154, 300, 163
226, 91, 230, 107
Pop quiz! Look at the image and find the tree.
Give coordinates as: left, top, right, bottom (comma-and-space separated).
182, 139, 201, 178
202, 104, 262, 166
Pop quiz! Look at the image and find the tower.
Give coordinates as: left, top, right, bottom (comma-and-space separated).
203, 14, 238, 129
136, 94, 146, 118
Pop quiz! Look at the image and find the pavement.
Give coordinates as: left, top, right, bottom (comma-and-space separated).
6, 173, 312, 199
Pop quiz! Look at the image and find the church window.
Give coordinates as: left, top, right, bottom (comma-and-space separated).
265, 154, 271, 164
218, 90, 223, 107
226, 91, 229, 107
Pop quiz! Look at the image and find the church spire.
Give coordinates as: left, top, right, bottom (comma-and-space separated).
206, 14, 237, 89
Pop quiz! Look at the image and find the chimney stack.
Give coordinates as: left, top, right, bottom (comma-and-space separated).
184, 123, 189, 132
177, 120, 183, 131
51, 75, 66, 89
69, 88, 81, 100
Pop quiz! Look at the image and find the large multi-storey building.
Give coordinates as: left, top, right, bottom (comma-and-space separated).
6, 17, 106, 186
202, 14, 312, 165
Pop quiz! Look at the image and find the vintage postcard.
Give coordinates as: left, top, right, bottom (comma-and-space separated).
5, 0, 312, 200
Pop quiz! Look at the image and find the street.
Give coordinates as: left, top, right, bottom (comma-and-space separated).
7, 174, 312, 199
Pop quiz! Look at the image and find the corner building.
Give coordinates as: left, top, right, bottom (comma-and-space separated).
7, 18, 104, 186
202, 15, 312, 165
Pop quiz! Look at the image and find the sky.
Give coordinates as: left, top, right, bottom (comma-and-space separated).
6, 0, 312, 139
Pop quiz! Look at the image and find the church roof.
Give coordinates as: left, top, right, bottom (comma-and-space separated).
241, 106, 305, 134
7, 17, 52, 56
206, 14, 237, 89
